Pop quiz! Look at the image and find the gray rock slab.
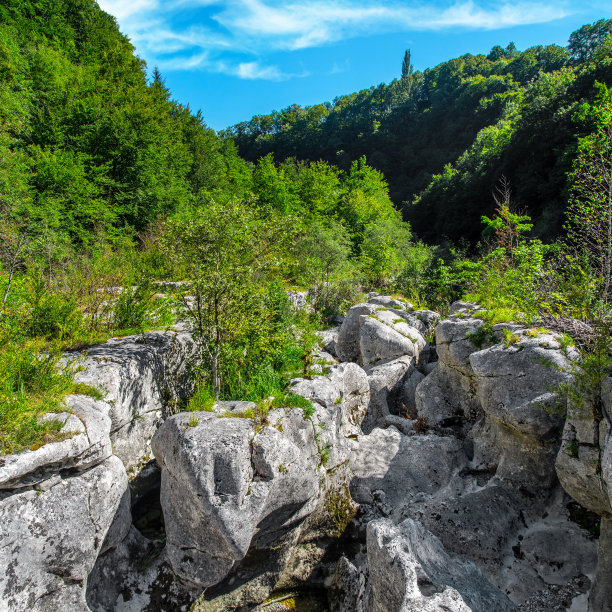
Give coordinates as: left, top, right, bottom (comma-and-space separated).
0, 455, 128, 611
0, 396, 112, 490
367, 518, 518, 612
350, 428, 467, 509
469, 336, 573, 440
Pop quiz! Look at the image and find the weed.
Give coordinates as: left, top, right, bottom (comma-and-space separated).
188, 416, 199, 427
559, 333, 575, 350
185, 382, 216, 412
501, 328, 520, 347
467, 323, 495, 350
320, 445, 330, 466
72, 383, 105, 400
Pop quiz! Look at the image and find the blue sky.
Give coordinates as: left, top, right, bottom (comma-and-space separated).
97, 0, 611, 131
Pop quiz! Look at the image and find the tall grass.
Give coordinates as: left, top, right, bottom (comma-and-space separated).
0, 342, 77, 454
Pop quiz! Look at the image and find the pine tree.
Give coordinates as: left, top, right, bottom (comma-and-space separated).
401, 49, 413, 81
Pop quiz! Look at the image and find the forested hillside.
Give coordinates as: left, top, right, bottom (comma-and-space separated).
3, 1, 612, 460
226, 20, 612, 244
0, 0, 420, 452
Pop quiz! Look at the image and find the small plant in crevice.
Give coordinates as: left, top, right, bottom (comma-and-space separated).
466, 322, 496, 350
501, 327, 521, 348
324, 483, 357, 538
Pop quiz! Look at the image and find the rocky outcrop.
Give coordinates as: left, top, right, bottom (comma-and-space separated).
2, 299, 606, 611
0, 455, 129, 611
366, 519, 518, 612
0, 329, 197, 611
414, 316, 485, 429
335, 296, 430, 367
0, 396, 112, 490
343, 306, 598, 610
556, 376, 612, 610
151, 412, 320, 588
71, 330, 197, 471
152, 361, 370, 607
469, 328, 576, 491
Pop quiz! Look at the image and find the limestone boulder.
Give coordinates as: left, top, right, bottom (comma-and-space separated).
0, 455, 129, 611
556, 377, 612, 516
151, 412, 320, 588
71, 330, 198, 471
399, 368, 425, 414
336, 303, 427, 366
367, 295, 412, 310
350, 428, 467, 511
336, 303, 378, 362
415, 361, 481, 429
363, 356, 414, 430
366, 519, 518, 612
289, 362, 370, 440
436, 316, 488, 375
469, 333, 573, 440
316, 326, 341, 357
0, 395, 112, 491
359, 314, 425, 366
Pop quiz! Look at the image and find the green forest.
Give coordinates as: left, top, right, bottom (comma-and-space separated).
1, 1, 612, 454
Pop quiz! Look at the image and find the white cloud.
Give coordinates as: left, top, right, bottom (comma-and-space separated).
97, 0, 572, 78
235, 61, 283, 79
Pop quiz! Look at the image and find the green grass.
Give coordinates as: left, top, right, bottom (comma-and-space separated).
0, 341, 88, 455
185, 382, 216, 412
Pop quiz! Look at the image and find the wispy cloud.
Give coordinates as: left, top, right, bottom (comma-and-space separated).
97, 0, 572, 78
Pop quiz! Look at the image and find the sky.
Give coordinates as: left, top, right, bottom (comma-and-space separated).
96, 0, 612, 131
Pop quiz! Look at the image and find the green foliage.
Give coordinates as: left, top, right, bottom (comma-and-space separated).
0, 342, 78, 454
161, 200, 293, 398
565, 82, 612, 301
227, 21, 611, 246
569, 19, 612, 63
185, 382, 216, 413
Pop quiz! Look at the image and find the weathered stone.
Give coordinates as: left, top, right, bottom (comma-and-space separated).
289, 362, 370, 439
384, 415, 415, 435
350, 428, 467, 510
330, 556, 372, 612
151, 412, 320, 588
336, 303, 378, 363
450, 301, 483, 315
399, 368, 425, 414
363, 356, 414, 429
366, 519, 518, 612
436, 316, 486, 375
359, 314, 424, 365
409, 485, 523, 562
286, 290, 313, 313
470, 417, 560, 491
415, 361, 481, 429
469, 335, 573, 440
367, 295, 412, 310
589, 517, 612, 612
86, 527, 194, 612
0, 455, 128, 611
213, 400, 257, 414
0, 396, 112, 490
72, 330, 198, 471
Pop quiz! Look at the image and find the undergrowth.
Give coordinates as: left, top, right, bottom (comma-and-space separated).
0, 341, 101, 455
